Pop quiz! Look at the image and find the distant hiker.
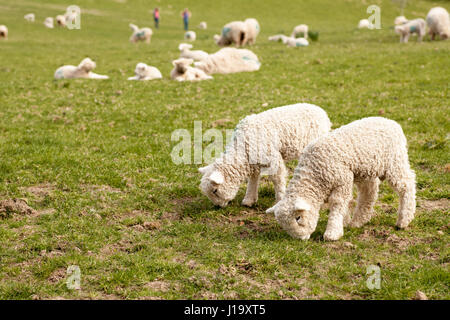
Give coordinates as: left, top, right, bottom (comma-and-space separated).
153, 8, 160, 29
181, 8, 191, 31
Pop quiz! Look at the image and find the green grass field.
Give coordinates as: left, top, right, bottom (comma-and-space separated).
0, 0, 449, 300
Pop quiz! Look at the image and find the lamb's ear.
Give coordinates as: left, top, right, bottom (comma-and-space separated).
265, 202, 280, 214
209, 171, 224, 185
294, 198, 311, 212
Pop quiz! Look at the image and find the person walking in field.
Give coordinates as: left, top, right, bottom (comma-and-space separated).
182, 8, 191, 31
153, 7, 160, 29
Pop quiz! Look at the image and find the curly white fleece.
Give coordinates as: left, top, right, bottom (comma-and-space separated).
54, 58, 109, 79
194, 47, 260, 74
267, 117, 416, 241
395, 18, 426, 43
244, 18, 260, 44
215, 21, 248, 46
199, 103, 331, 208
426, 7, 450, 40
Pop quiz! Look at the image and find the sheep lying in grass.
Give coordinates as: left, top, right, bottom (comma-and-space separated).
56, 15, 66, 27
268, 34, 286, 42
395, 18, 426, 43
358, 19, 370, 29
194, 47, 260, 74
129, 23, 153, 43
0, 25, 7, 39
426, 7, 450, 40
199, 103, 331, 207
54, 58, 109, 79
266, 117, 416, 241
215, 21, 248, 46
184, 31, 196, 41
179, 43, 209, 61
291, 24, 308, 38
394, 16, 408, 25
170, 58, 213, 82
24, 13, 35, 22
282, 36, 309, 47
199, 21, 207, 29
128, 63, 162, 80
44, 17, 54, 29
244, 18, 260, 44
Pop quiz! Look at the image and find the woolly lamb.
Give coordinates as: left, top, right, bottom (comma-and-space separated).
194, 47, 260, 74
358, 19, 370, 29
170, 58, 213, 82
44, 17, 54, 29
244, 18, 260, 44
199, 103, 331, 208
179, 43, 209, 61
128, 63, 162, 81
426, 7, 450, 40
184, 31, 196, 41
291, 24, 308, 38
268, 34, 286, 42
394, 16, 408, 25
215, 21, 248, 46
282, 36, 309, 47
395, 18, 426, 43
56, 15, 66, 27
0, 25, 7, 39
129, 23, 153, 43
266, 117, 416, 241
24, 13, 35, 22
54, 58, 109, 80
199, 22, 207, 29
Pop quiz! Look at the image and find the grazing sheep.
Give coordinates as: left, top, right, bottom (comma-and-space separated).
282, 36, 309, 47
426, 7, 450, 40
184, 30, 196, 41
24, 13, 35, 22
394, 16, 408, 25
395, 18, 426, 43
199, 103, 331, 208
44, 17, 54, 29
244, 18, 260, 44
194, 47, 260, 74
129, 23, 153, 43
0, 25, 7, 39
56, 15, 66, 27
170, 58, 213, 82
128, 62, 162, 80
358, 19, 370, 29
266, 117, 416, 241
199, 21, 207, 29
291, 24, 308, 39
179, 43, 209, 61
215, 21, 248, 46
54, 58, 109, 80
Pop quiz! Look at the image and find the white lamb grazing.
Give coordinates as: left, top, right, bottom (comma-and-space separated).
194, 47, 260, 74
128, 63, 162, 81
178, 43, 209, 61
24, 13, 35, 22
395, 18, 426, 43
44, 17, 54, 29
291, 24, 308, 39
358, 19, 370, 29
56, 15, 66, 27
170, 58, 213, 82
199, 103, 331, 208
0, 25, 7, 39
129, 23, 153, 43
54, 58, 109, 80
394, 16, 408, 25
266, 117, 416, 241
215, 21, 248, 46
244, 18, 260, 44
426, 7, 450, 40
184, 31, 196, 41
199, 22, 207, 29
282, 36, 309, 47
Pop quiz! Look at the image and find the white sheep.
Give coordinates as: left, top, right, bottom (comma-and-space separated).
198, 22, 207, 29
56, 14, 66, 27
44, 17, 54, 29
266, 117, 416, 241
194, 47, 260, 74
184, 30, 196, 41
129, 23, 153, 43
358, 19, 370, 29
0, 25, 7, 39
170, 58, 213, 82
394, 16, 408, 25
282, 36, 309, 47
215, 21, 248, 46
24, 13, 35, 22
128, 62, 162, 81
178, 43, 209, 61
199, 103, 331, 207
244, 18, 260, 44
291, 24, 308, 39
426, 7, 450, 40
395, 18, 426, 43
54, 58, 109, 80
268, 34, 286, 42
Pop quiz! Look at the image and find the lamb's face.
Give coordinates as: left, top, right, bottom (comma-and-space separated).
172, 58, 193, 74
199, 165, 239, 207
80, 58, 96, 72
135, 63, 148, 76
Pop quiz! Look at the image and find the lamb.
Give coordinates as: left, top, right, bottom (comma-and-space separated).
291, 24, 308, 39
199, 103, 331, 208
268, 34, 286, 42
24, 13, 35, 22
129, 23, 153, 43
0, 25, 7, 39
394, 16, 408, 25
56, 15, 66, 27
128, 62, 162, 80
184, 31, 196, 41
178, 43, 209, 61
266, 117, 416, 241
215, 21, 248, 46
44, 17, 54, 29
395, 18, 426, 43
54, 58, 109, 79
198, 22, 207, 29
426, 7, 450, 40
282, 36, 309, 47
194, 47, 260, 74
358, 19, 370, 29
170, 58, 213, 82
244, 18, 260, 44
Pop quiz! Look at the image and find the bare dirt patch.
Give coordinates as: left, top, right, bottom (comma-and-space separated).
145, 280, 179, 292
21, 183, 55, 201
419, 198, 449, 212
0, 199, 37, 218
48, 268, 67, 283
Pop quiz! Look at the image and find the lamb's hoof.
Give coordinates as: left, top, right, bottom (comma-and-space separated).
241, 198, 256, 207
323, 230, 343, 241
349, 220, 364, 228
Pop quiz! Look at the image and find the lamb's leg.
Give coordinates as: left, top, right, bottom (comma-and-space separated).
242, 168, 260, 207
404, 33, 410, 43
324, 184, 353, 241
349, 178, 380, 228
387, 169, 416, 229
269, 159, 287, 202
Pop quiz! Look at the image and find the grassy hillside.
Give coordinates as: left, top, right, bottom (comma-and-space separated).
0, 0, 448, 299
